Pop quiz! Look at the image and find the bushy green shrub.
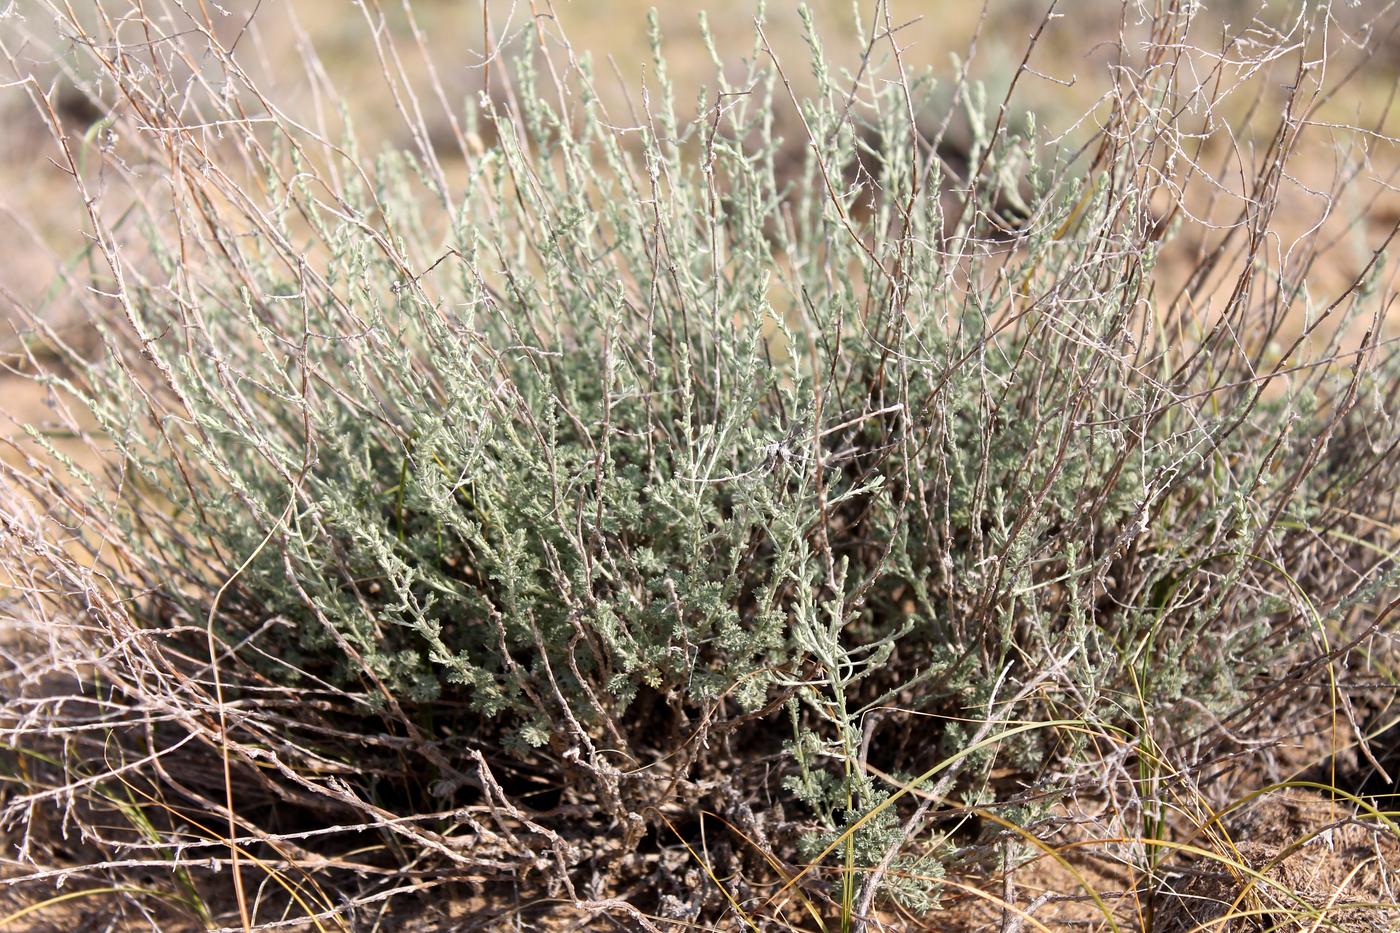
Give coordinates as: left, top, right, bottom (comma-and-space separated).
4, 1, 1398, 926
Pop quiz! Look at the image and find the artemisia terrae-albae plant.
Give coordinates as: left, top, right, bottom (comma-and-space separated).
1, 0, 1398, 928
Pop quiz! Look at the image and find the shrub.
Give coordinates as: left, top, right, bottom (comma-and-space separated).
2, 0, 1398, 927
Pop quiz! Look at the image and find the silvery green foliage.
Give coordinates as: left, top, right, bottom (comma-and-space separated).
25, 3, 1399, 916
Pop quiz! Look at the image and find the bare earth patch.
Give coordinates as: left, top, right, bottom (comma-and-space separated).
1154, 790, 1400, 933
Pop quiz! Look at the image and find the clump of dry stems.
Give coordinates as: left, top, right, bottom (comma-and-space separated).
1, 0, 1398, 929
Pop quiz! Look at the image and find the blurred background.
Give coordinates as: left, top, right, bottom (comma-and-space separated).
2, 0, 1398, 438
